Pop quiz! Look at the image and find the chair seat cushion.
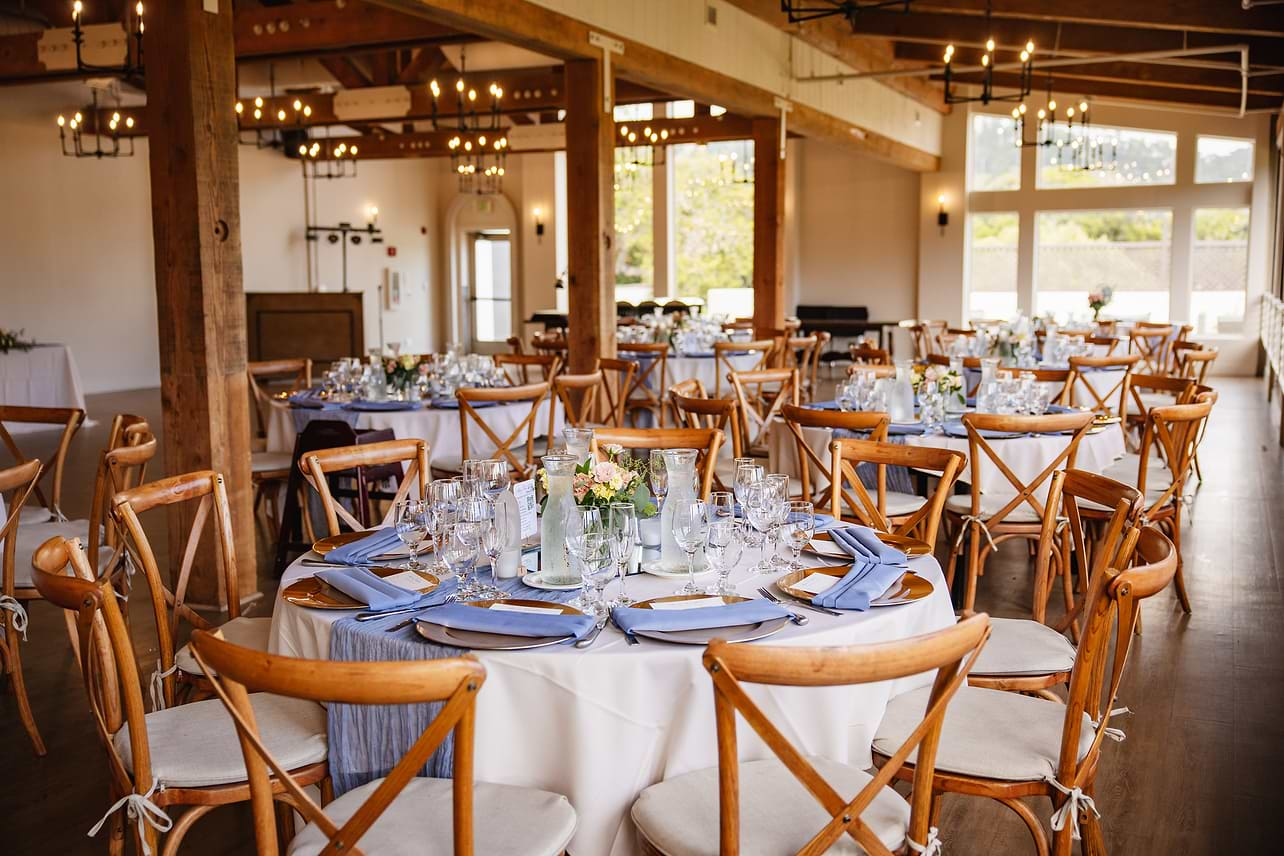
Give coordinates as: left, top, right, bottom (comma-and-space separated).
945, 493, 1042, 523
873, 685, 1094, 782
252, 451, 294, 474
631, 757, 909, 856
1136, 392, 1178, 411
175, 616, 272, 676
287, 776, 577, 856
970, 617, 1077, 677
113, 693, 327, 789
883, 491, 928, 517
10, 519, 109, 589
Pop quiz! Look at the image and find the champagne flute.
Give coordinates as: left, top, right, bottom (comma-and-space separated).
649, 449, 668, 510
394, 498, 429, 571
783, 501, 815, 570
705, 519, 744, 596
671, 498, 709, 595
765, 474, 791, 570
744, 483, 776, 572
462, 498, 502, 598
607, 503, 638, 606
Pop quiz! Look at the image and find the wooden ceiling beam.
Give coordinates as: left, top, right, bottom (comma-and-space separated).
961, 70, 1283, 112
319, 56, 373, 89
908, 1, 1284, 38
722, 0, 947, 114
398, 45, 449, 84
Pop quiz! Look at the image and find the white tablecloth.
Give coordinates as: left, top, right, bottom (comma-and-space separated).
266, 399, 561, 466
270, 552, 955, 855
0, 344, 87, 432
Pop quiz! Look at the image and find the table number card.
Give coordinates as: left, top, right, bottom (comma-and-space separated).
513, 478, 538, 539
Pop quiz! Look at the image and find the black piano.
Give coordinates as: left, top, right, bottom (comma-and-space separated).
794, 305, 899, 355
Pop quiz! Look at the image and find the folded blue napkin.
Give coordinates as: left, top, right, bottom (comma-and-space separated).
324, 527, 405, 565
828, 525, 907, 564
611, 599, 789, 638
811, 562, 908, 611
315, 567, 457, 612
288, 389, 338, 410
342, 399, 422, 412
430, 398, 499, 409
1045, 404, 1076, 414
678, 351, 716, 358
943, 422, 1025, 440
417, 602, 595, 642
887, 422, 927, 436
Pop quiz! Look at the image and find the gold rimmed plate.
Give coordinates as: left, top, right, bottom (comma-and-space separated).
627, 594, 789, 645
804, 530, 931, 560
776, 564, 931, 608
415, 598, 586, 650
282, 566, 440, 610
311, 531, 369, 556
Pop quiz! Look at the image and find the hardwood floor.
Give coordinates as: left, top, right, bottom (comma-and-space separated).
2, 379, 1281, 854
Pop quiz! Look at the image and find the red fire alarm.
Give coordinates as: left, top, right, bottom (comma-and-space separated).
386, 246, 397, 257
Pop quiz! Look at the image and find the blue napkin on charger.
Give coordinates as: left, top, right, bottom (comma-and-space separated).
430, 398, 499, 409
887, 422, 927, 436
808, 400, 841, 411
342, 399, 422, 412
811, 526, 909, 611
324, 527, 404, 566
828, 525, 906, 564
315, 567, 457, 612
942, 421, 1025, 440
417, 601, 595, 642
611, 599, 789, 639
288, 388, 339, 410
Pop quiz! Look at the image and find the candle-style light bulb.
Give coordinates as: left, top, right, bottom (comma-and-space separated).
430, 80, 440, 97
254, 96, 263, 108
349, 145, 357, 156
456, 79, 464, 92
74, 111, 83, 123
1048, 99, 1056, 111
292, 99, 302, 111
235, 101, 243, 114
468, 89, 477, 102
72, 1, 82, 20
985, 38, 995, 53
136, 2, 142, 16
298, 144, 307, 155
125, 116, 134, 128
1079, 101, 1088, 112
57, 115, 66, 127
277, 109, 286, 121
981, 55, 989, 67
1026, 41, 1035, 54
302, 105, 312, 117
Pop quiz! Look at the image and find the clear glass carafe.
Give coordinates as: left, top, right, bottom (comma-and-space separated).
889, 360, 916, 423
539, 454, 579, 585
659, 449, 703, 572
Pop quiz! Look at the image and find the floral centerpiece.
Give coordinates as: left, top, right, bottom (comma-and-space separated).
383, 354, 428, 392
538, 444, 658, 517
911, 364, 964, 431
0, 329, 35, 355
1088, 286, 1114, 321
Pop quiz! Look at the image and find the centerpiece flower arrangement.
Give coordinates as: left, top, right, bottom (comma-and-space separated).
0, 329, 35, 354
538, 444, 658, 517
911, 364, 964, 429
1088, 285, 1114, 321
383, 354, 428, 391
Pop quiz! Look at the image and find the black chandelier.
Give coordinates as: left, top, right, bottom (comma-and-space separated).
296, 133, 361, 181
780, 0, 911, 29
56, 87, 135, 159
942, 1, 1034, 105
1009, 82, 1117, 173
70, 1, 144, 77
235, 95, 314, 151
428, 49, 509, 194
613, 122, 668, 192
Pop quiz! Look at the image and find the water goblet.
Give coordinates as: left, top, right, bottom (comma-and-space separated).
394, 498, 429, 571
782, 501, 815, 571
765, 474, 791, 570
708, 491, 736, 524
671, 498, 709, 596
607, 503, 638, 606
441, 522, 481, 600
566, 506, 605, 610
705, 520, 745, 596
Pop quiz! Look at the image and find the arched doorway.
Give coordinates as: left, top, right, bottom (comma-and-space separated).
445, 193, 522, 353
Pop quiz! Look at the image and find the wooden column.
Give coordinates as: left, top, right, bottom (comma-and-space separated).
145, 0, 255, 606
563, 59, 616, 374
752, 116, 786, 338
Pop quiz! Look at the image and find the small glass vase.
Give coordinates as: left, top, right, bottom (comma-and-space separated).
920, 386, 946, 434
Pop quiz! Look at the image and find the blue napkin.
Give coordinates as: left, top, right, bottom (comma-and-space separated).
887, 422, 927, 436
611, 599, 789, 639
943, 421, 1025, 439
811, 562, 908, 611
808, 400, 841, 411
678, 351, 716, 358
288, 388, 338, 410
828, 525, 907, 564
324, 527, 405, 565
342, 399, 422, 412
417, 602, 595, 642
1045, 403, 1076, 414
315, 567, 457, 612
430, 398, 498, 409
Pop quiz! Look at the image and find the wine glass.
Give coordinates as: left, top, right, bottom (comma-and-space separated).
743, 482, 775, 572
671, 498, 709, 595
607, 503, 638, 606
765, 474, 791, 571
440, 522, 480, 599
579, 533, 614, 617
708, 491, 735, 524
462, 498, 502, 598
705, 519, 745, 596
566, 507, 605, 610
476, 459, 509, 511
782, 501, 815, 571
394, 499, 429, 571
427, 479, 462, 572
649, 449, 669, 509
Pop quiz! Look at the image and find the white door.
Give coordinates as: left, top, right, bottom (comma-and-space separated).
467, 231, 514, 352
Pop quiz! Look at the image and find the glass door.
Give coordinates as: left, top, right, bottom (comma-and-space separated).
467, 231, 513, 351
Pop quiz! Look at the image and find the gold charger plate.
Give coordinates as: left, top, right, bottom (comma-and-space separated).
311, 531, 370, 556
282, 566, 439, 609
805, 530, 932, 559
629, 595, 788, 645
776, 564, 931, 608
416, 599, 586, 650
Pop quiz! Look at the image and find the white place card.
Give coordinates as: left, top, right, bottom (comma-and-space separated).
380, 571, 430, 592
650, 597, 726, 611
489, 603, 565, 615
513, 478, 538, 539
793, 573, 840, 595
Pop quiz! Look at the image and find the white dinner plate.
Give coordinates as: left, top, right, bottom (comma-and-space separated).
640, 561, 714, 580
519, 571, 583, 592
631, 616, 789, 646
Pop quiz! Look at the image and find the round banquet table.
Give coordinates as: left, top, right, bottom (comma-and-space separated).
768, 415, 1126, 500
265, 398, 561, 466
652, 352, 762, 394
0, 343, 88, 432
270, 550, 956, 855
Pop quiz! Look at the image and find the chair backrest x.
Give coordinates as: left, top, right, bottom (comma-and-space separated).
589, 427, 723, 499
0, 404, 86, 521
301, 438, 430, 536
458, 381, 553, 480
729, 368, 799, 453
494, 352, 560, 386
553, 371, 604, 428
779, 404, 888, 506
595, 357, 638, 428
714, 339, 775, 398
672, 393, 744, 469
248, 358, 312, 441
617, 343, 670, 426
829, 438, 963, 546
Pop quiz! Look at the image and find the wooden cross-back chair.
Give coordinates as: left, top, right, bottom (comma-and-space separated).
729, 368, 799, 458
112, 469, 269, 708
455, 381, 553, 481
0, 404, 86, 523
553, 371, 604, 428
189, 628, 577, 856
29, 537, 329, 856
530, 332, 569, 366
589, 427, 723, 500
301, 438, 430, 536
828, 437, 963, 548
1066, 353, 1139, 441
1082, 335, 1120, 356
873, 526, 1177, 856
1176, 344, 1217, 384
721, 318, 754, 333
595, 357, 638, 428
967, 469, 1143, 700
713, 339, 774, 398
494, 353, 560, 386
779, 405, 889, 506
504, 336, 524, 354
849, 344, 891, 366
1124, 373, 1195, 448
779, 335, 820, 401
632, 614, 991, 856
617, 343, 670, 427
997, 365, 1072, 405
247, 358, 312, 443
1127, 326, 1173, 375
671, 394, 743, 490
1, 458, 44, 755
944, 410, 1095, 611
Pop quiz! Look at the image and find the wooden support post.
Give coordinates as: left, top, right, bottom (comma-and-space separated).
564, 59, 616, 377
145, 0, 255, 606
752, 116, 785, 340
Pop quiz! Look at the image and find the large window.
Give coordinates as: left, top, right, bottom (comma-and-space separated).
1196, 136, 1254, 184
613, 104, 655, 302
1035, 209, 1172, 322
673, 140, 754, 312
1192, 208, 1249, 335
1037, 126, 1176, 189
970, 114, 1020, 191
967, 212, 1019, 321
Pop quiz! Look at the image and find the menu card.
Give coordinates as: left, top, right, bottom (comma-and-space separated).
513, 478, 538, 539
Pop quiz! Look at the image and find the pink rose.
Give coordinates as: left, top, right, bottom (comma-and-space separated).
592, 461, 617, 483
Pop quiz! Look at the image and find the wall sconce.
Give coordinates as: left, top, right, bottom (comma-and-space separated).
367, 205, 379, 228
936, 194, 949, 236
533, 206, 545, 242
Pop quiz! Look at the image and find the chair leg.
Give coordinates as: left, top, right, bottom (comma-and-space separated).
999, 797, 1051, 856
1169, 508, 1192, 614
4, 637, 46, 756
963, 525, 981, 612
